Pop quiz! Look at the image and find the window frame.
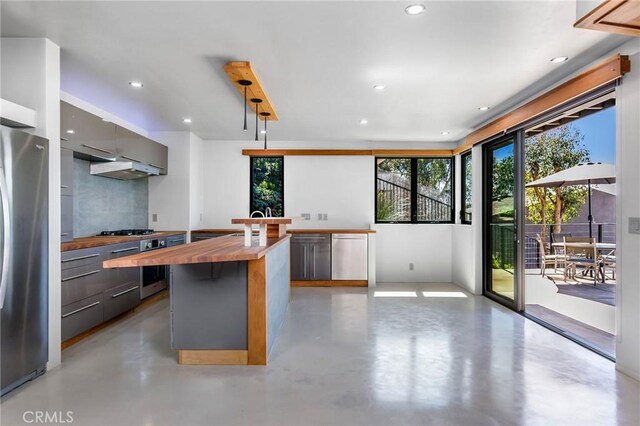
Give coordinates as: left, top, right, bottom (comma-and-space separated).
249, 156, 285, 217
460, 150, 472, 224
374, 156, 455, 224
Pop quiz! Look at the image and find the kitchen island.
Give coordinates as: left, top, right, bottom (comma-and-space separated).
103, 234, 291, 365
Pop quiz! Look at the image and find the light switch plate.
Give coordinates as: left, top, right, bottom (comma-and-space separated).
322, 213, 328, 221
301, 213, 311, 220
317, 213, 323, 220
630, 217, 640, 234
152, 213, 158, 222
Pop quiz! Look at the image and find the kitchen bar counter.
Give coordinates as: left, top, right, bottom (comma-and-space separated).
61, 231, 186, 252
103, 235, 290, 267
103, 234, 291, 366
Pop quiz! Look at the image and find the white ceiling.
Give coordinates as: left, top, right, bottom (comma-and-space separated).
0, 1, 629, 143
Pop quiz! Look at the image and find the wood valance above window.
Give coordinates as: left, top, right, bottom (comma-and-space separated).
453, 54, 631, 155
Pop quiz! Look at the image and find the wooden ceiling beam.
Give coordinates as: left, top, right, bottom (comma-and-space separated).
241, 149, 453, 157
224, 61, 278, 121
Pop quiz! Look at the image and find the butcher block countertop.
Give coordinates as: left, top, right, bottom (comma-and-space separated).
191, 228, 376, 235
103, 234, 291, 268
61, 231, 186, 252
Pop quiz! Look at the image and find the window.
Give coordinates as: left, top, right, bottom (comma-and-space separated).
376, 157, 453, 223
250, 157, 284, 217
461, 151, 472, 224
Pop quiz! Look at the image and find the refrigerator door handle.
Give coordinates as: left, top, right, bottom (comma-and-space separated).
0, 167, 10, 309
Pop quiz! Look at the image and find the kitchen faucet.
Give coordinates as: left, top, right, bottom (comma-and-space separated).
265, 207, 272, 218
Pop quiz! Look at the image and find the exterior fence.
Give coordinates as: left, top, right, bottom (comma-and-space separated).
377, 177, 451, 222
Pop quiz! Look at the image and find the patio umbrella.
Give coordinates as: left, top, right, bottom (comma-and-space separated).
525, 163, 616, 239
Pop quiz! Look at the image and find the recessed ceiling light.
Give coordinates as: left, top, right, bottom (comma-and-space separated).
183, 118, 192, 124
373, 85, 386, 91
360, 119, 368, 125
260, 130, 267, 134
441, 131, 450, 135
550, 56, 569, 63
405, 4, 426, 15
102, 118, 111, 122
66, 129, 75, 134
129, 81, 143, 88
478, 106, 490, 111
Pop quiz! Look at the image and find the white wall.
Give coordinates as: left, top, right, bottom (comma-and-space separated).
189, 133, 204, 231
615, 48, 640, 380
451, 144, 483, 294
148, 132, 191, 233
1, 38, 62, 369
201, 140, 456, 283
148, 131, 205, 241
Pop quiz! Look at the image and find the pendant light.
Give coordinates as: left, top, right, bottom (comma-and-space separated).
237, 80, 252, 131
250, 98, 263, 141
260, 112, 271, 149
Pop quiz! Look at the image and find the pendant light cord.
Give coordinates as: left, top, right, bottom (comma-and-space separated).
243, 87, 247, 131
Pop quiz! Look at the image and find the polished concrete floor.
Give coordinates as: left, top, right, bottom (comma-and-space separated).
2, 283, 639, 426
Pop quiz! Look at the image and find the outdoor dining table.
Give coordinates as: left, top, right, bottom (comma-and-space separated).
551, 242, 616, 283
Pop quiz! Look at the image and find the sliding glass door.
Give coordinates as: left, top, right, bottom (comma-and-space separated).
483, 133, 523, 310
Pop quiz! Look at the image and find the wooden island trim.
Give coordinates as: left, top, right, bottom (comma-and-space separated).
102, 235, 291, 267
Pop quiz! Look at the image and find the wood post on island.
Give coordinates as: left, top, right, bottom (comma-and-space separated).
231, 217, 303, 247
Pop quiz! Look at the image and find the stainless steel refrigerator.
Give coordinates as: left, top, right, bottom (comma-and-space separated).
1, 126, 49, 396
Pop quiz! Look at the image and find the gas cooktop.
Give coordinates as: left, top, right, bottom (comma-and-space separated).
98, 229, 155, 236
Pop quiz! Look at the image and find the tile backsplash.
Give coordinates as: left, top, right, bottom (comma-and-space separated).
73, 158, 148, 237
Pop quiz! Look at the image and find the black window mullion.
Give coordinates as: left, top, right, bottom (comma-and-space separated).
410, 158, 418, 223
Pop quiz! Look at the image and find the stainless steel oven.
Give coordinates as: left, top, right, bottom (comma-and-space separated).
140, 237, 167, 299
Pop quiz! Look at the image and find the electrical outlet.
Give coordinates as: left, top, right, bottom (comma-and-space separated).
302, 213, 311, 220
152, 213, 158, 222
409, 263, 414, 271
322, 213, 328, 221
317, 213, 323, 220
630, 217, 640, 234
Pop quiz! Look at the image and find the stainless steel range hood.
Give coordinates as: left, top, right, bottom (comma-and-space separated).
90, 161, 160, 180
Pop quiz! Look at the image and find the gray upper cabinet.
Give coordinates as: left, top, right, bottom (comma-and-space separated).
60, 101, 117, 161
147, 140, 168, 174
60, 147, 73, 196
61, 101, 168, 175
115, 126, 168, 175
115, 126, 148, 164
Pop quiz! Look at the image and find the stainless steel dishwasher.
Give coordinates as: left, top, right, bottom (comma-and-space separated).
331, 234, 368, 280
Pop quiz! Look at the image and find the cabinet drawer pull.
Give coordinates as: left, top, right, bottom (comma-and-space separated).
62, 253, 99, 263
111, 247, 137, 254
62, 301, 100, 318
111, 286, 139, 298
62, 269, 101, 282
81, 144, 115, 155
149, 163, 166, 170
121, 155, 142, 163
61, 184, 69, 189
169, 238, 184, 243
61, 233, 70, 236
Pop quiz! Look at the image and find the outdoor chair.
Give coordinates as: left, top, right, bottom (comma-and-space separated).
552, 232, 572, 244
563, 236, 598, 285
601, 253, 616, 281
536, 233, 565, 277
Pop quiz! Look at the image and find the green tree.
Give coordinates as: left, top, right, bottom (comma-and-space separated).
251, 157, 283, 216
525, 125, 590, 239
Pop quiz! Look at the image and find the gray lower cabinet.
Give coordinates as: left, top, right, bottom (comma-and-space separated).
166, 234, 186, 247
61, 242, 142, 341
103, 282, 140, 321
291, 234, 331, 280
191, 232, 232, 241
61, 293, 103, 341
